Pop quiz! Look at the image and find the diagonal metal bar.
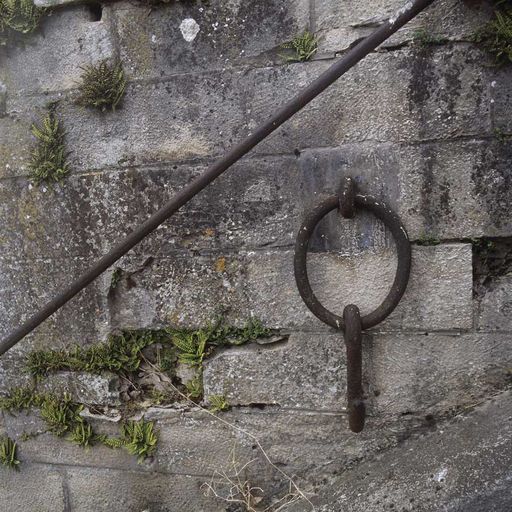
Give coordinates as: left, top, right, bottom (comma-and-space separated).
0, 0, 436, 356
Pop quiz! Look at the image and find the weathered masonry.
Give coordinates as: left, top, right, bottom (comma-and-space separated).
0, 0, 511, 510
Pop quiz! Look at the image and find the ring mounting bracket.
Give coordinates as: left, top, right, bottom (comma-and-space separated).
294, 177, 412, 432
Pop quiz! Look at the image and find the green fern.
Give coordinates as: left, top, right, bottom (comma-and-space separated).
0, 0, 43, 41
208, 394, 230, 413
39, 393, 84, 437
28, 110, 70, 185
0, 387, 43, 413
0, 436, 20, 470
172, 330, 208, 367
26, 330, 164, 379
69, 422, 94, 448
97, 435, 126, 450
282, 31, 318, 62
121, 419, 158, 463
76, 60, 127, 112
475, 8, 512, 66
185, 373, 203, 400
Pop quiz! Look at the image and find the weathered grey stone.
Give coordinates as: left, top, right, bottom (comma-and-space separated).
39, 372, 121, 406
492, 65, 512, 134
2, 45, 493, 178
0, 137, 508, 268
478, 275, 512, 331
203, 331, 512, 416
3, 411, 143, 472
65, 466, 219, 512
0, 462, 66, 511
113, 0, 310, 79
0, 7, 116, 95
110, 244, 472, 332
315, 0, 494, 53
314, 390, 512, 512
242, 45, 492, 155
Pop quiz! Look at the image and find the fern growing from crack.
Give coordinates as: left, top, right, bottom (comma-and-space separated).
76, 59, 127, 112
0, 0, 44, 43
122, 418, 158, 463
475, 8, 512, 66
282, 30, 318, 62
0, 436, 20, 470
28, 109, 71, 185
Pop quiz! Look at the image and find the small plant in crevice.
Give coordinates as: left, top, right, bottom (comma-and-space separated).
172, 329, 209, 367
39, 392, 85, 437
110, 267, 123, 291
416, 234, 441, 246
493, 127, 511, 142
185, 373, 204, 400
0, 387, 159, 464
0, 436, 20, 470
412, 27, 448, 47
76, 59, 127, 112
28, 109, 71, 185
121, 418, 158, 462
208, 394, 230, 413
0, 386, 42, 413
282, 30, 318, 62
0, 0, 44, 44
474, 7, 512, 66
26, 329, 169, 380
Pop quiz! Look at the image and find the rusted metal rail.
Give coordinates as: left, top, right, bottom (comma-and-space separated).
0, 0, 435, 357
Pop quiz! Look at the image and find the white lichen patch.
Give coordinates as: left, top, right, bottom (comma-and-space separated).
180, 18, 200, 42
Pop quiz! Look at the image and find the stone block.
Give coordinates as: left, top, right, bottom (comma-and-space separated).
314, 390, 512, 512
109, 244, 472, 332
65, 466, 218, 512
113, 0, 310, 79
0, 462, 66, 511
244, 45, 492, 155
314, 0, 494, 53
478, 275, 512, 332
204, 331, 512, 416
39, 372, 121, 406
0, 6, 116, 94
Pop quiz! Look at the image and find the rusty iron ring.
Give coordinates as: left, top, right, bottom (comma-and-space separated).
294, 194, 411, 331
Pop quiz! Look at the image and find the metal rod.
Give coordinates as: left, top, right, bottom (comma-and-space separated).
0, 0, 436, 356
344, 305, 365, 433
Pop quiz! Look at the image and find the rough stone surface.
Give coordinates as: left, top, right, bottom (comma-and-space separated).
312, 390, 512, 512
39, 372, 121, 406
0, 463, 66, 511
109, 244, 473, 332
204, 332, 512, 415
0, 0, 511, 510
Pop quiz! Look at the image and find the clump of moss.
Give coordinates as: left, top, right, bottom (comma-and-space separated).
26, 330, 169, 380
416, 234, 441, 247
0, 436, 20, 470
282, 30, 318, 62
28, 109, 71, 185
474, 7, 512, 66
76, 60, 127, 112
0, 0, 44, 44
412, 27, 448, 47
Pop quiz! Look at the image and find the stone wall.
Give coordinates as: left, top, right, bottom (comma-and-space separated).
0, 0, 511, 510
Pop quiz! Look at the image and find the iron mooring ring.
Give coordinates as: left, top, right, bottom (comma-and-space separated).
294, 177, 412, 432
